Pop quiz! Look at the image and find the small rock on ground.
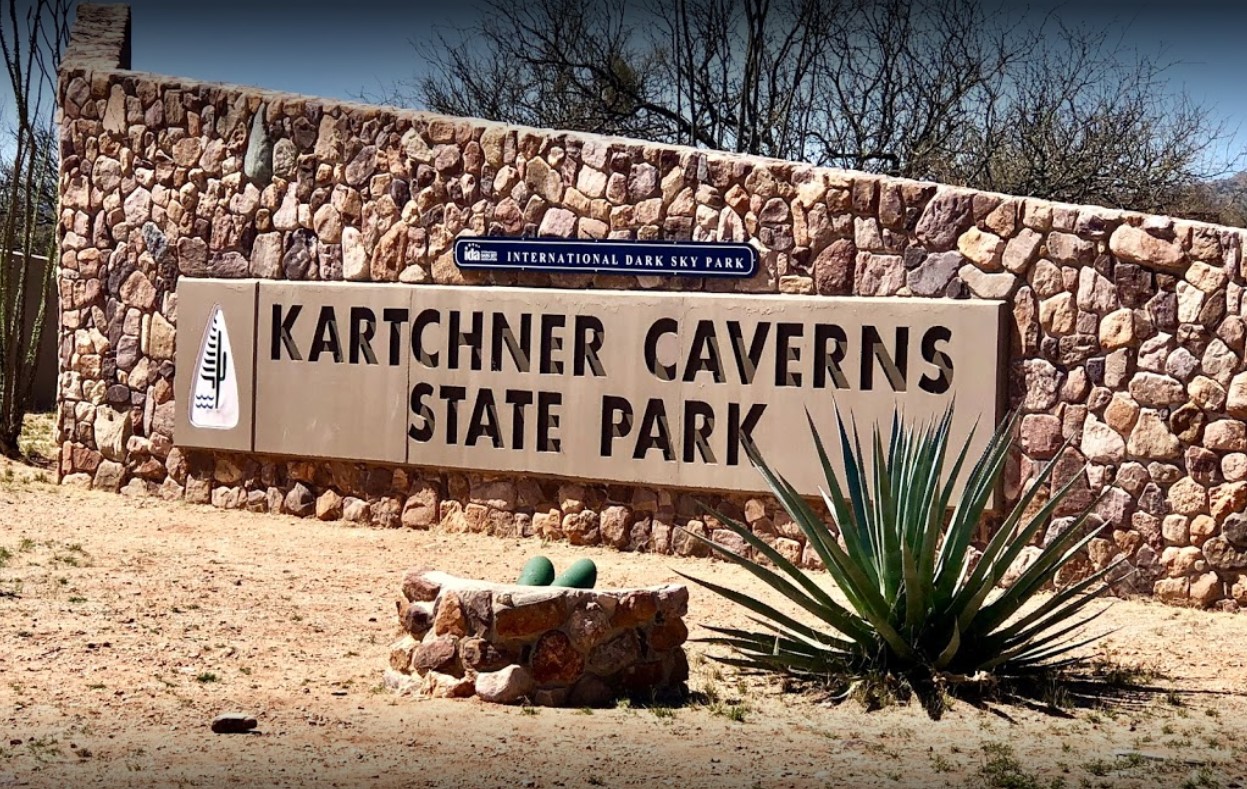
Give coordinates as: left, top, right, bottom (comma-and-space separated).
211, 712, 258, 734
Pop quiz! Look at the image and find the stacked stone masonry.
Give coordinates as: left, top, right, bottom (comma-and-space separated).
56, 5, 1247, 610
386, 570, 689, 705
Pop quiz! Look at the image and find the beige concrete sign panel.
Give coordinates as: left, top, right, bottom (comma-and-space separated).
400, 286, 1004, 495
255, 282, 413, 464
177, 281, 1005, 496
173, 278, 258, 452
667, 293, 1004, 494
405, 288, 688, 485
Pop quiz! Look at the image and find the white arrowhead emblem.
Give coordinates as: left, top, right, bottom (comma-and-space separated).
189, 305, 240, 430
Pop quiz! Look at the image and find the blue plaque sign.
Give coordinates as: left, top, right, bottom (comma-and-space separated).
454, 236, 758, 278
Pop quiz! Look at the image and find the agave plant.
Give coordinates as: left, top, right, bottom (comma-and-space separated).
683, 406, 1123, 709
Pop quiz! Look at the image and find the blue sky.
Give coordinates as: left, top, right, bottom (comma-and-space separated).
63, 0, 1247, 175
1055, 0, 1246, 174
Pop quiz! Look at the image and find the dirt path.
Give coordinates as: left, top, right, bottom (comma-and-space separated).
1, 465, 1245, 788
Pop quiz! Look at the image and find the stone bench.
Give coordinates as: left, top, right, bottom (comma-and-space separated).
385, 569, 690, 706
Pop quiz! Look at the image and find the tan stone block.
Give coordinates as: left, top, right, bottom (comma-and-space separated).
957, 226, 1005, 271
369, 222, 407, 281
573, 167, 608, 199
147, 311, 175, 360
1104, 393, 1140, 434
1186, 261, 1227, 293
577, 217, 608, 239
1167, 477, 1208, 517
1039, 292, 1076, 335
1204, 536, 1247, 571
401, 484, 439, 529
648, 616, 689, 651
1231, 574, 1247, 607
1098, 308, 1135, 350
1162, 515, 1189, 546
635, 198, 663, 226
599, 505, 632, 549
413, 633, 460, 673
1127, 410, 1180, 460
1189, 572, 1223, 607
1223, 453, 1247, 483
475, 665, 534, 705
1189, 514, 1218, 547
983, 200, 1018, 237
1080, 417, 1124, 463
773, 537, 803, 565
1162, 545, 1203, 577
959, 265, 1017, 299
315, 489, 342, 520
610, 591, 658, 629
778, 275, 814, 294
1001, 228, 1042, 274
1189, 376, 1227, 411
1210, 483, 1247, 524
1109, 224, 1187, 272
1129, 373, 1186, 408
433, 591, 469, 638
1153, 577, 1189, 603
855, 253, 904, 296
389, 635, 419, 672
1227, 372, 1247, 418
1205, 420, 1247, 451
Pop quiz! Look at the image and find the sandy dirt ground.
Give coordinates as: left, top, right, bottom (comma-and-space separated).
1, 458, 1246, 789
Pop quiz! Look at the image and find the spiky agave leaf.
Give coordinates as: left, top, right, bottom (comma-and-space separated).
687, 403, 1116, 691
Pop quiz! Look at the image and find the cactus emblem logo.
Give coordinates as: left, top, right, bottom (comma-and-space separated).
189, 305, 240, 429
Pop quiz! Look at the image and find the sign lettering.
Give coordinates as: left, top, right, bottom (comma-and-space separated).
454, 237, 758, 278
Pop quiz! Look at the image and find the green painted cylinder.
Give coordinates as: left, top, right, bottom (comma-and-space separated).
516, 556, 556, 586
551, 558, 597, 589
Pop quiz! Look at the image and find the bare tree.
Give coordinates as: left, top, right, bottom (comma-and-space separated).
404, 0, 841, 157
0, 0, 70, 459
952, 21, 1234, 214
389, 0, 1240, 220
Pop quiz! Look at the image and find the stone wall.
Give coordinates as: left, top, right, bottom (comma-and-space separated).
56, 5, 1247, 609
388, 570, 689, 706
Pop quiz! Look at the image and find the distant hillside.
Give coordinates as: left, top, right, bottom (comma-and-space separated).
1209, 170, 1247, 195
1178, 171, 1247, 227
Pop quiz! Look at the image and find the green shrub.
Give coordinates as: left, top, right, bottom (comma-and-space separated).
684, 406, 1122, 712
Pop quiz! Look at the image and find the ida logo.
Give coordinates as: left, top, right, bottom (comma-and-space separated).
459, 242, 498, 263
190, 305, 240, 429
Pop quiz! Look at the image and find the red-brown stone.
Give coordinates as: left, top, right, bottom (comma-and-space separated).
647, 617, 688, 652
617, 660, 665, 693
432, 591, 469, 638
813, 239, 854, 296
459, 590, 494, 636
397, 599, 432, 635
667, 648, 690, 684
530, 630, 584, 685
587, 631, 640, 676
494, 596, 566, 639
611, 590, 658, 629
655, 586, 689, 619
566, 601, 613, 651
459, 637, 512, 672
534, 687, 571, 707
412, 635, 459, 673
401, 568, 441, 602
567, 674, 614, 707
